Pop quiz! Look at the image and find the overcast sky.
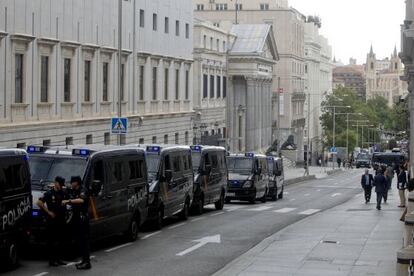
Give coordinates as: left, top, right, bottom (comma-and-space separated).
289, 0, 405, 65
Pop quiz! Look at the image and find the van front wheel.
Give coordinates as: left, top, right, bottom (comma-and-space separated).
5, 241, 18, 268
215, 192, 225, 210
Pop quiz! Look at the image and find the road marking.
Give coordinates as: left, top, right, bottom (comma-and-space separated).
191, 217, 206, 222
176, 234, 221, 256
274, 208, 297, 213
210, 211, 225, 217
65, 256, 96, 267
141, 231, 161, 240
304, 193, 310, 197
105, 242, 133, 253
246, 206, 272, 211
289, 198, 296, 201
331, 193, 342, 197
33, 273, 48, 276
317, 189, 321, 192
224, 205, 245, 212
168, 222, 187, 229
299, 209, 321, 215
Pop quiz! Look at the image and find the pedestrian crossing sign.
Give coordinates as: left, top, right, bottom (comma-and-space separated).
111, 117, 128, 134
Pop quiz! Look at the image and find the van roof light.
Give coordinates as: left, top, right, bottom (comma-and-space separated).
27, 145, 47, 153
245, 153, 254, 158
191, 145, 202, 152
72, 149, 91, 156
147, 146, 161, 153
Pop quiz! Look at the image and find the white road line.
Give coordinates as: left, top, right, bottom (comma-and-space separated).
304, 193, 310, 197
105, 242, 133, 253
246, 206, 272, 211
210, 211, 225, 217
331, 193, 342, 197
33, 273, 48, 276
299, 209, 321, 215
273, 208, 297, 213
141, 231, 162, 240
190, 217, 206, 222
168, 222, 187, 229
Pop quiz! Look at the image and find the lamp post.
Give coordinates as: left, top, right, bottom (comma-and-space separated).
117, 0, 123, 145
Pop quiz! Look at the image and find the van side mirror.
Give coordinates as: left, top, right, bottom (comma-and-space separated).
91, 180, 103, 196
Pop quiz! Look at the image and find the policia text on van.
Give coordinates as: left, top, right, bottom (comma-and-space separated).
226, 153, 269, 204
0, 149, 31, 269
27, 145, 148, 243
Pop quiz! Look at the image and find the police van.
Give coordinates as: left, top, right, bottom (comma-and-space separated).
27, 145, 148, 243
267, 156, 284, 201
0, 149, 31, 268
140, 145, 193, 229
226, 153, 269, 204
190, 145, 227, 214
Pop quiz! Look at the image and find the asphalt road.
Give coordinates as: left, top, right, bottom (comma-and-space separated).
8, 169, 363, 276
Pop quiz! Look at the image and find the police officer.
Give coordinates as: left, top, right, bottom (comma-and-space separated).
62, 176, 91, 270
37, 176, 67, 266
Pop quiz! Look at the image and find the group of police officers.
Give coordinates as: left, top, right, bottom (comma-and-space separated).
36, 176, 91, 270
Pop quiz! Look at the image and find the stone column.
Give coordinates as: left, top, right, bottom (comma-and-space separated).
246, 77, 256, 152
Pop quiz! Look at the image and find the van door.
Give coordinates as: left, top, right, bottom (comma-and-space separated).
208, 152, 221, 202
170, 153, 185, 214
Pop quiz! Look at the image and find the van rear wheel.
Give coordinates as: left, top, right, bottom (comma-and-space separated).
6, 242, 18, 268
180, 201, 189, 220
215, 192, 225, 210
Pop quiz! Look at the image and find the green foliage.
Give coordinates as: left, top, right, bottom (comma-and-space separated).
320, 86, 407, 153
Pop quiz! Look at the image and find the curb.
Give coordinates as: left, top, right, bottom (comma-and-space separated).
284, 175, 316, 186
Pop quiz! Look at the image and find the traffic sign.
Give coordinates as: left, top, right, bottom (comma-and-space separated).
330, 147, 337, 153
111, 117, 128, 134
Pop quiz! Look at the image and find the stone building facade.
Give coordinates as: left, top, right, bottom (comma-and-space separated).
333, 65, 366, 101
193, 0, 307, 160
0, 0, 194, 147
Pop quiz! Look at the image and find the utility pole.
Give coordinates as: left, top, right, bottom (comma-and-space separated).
277, 77, 281, 157
117, 0, 123, 145
235, 0, 238, 24
306, 92, 311, 175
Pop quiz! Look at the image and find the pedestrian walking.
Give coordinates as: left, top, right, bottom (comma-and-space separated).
361, 169, 374, 203
62, 176, 91, 270
36, 176, 67, 266
384, 164, 395, 203
397, 165, 408, 208
373, 169, 388, 210
337, 157, 342, 168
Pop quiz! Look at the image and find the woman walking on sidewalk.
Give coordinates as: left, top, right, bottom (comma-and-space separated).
397, 165, 407, 208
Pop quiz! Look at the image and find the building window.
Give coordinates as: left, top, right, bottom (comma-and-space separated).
65, 137, 73, 146
216, 4, 228, 10
164, 134, 168, 144
152, 136, 157, 143
175, 133, 179, 144
86, 134, 93, 145
210, 75, 214, 98
175, 69, 180, 100
305, 64, 308, 74
395, 63, 398, 70
185, 131, 189, 145
175, 20, 180, 36
64, 58, 71, 102
223, 76, 227, 98
196, 4, 204, 10
139, 65, 144, 101
43, 139, 51, 146
216, 39, 219, 51
185, 23, 190, 39
16, 143, 26, 149
217, 76, 221, 98
164, 17, 169, 33
203, 74, 208, 98
102, 62, 109, 102
121, 64, 125, 101
370, 62, 374, 70
153, 13, 157, 31
15, 54, 24, 103
164, 68, 169, 100
40, 56, 49, 102
139, 138, 144, 144
235, 3, 243, 10
84, 60, 91, 102
210, 37, 213, 50
260, 3, 269, 10
203, 35, 207, 48
223, 41, 226, 52
185, 70, 189, 100
140, 9, 145, 27
152, 67, 157, 100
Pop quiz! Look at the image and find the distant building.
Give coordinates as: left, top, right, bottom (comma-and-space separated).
333, 65, 366, 100
365, 45, 407, 106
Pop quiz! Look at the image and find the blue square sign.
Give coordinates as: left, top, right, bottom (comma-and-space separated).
111, 117, 128, 134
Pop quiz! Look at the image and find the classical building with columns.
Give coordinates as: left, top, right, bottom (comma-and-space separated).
0, 0, 194, 147
226, 24, 279, 153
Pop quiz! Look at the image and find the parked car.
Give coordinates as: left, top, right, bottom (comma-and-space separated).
267, 156, 284, 201
0, 149, 31, 268
190, 145, 227, 214
27, 145, 148, 244
140, 145, 193, 230
226, 153, 269, 204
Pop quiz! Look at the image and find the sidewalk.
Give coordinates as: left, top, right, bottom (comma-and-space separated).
214, 187, 403, 276
284, 166, 342, 183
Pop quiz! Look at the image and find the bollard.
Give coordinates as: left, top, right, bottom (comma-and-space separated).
397, 246, 414, 276
408, 192, 414, 214
405, 213, 414, 247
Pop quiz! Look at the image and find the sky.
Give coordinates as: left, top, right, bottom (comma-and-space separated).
288, 0, 405, 65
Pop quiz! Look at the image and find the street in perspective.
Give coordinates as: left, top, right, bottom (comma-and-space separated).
0, 0, 413, 275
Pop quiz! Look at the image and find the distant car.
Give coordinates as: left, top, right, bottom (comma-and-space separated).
355, 154, 371, 168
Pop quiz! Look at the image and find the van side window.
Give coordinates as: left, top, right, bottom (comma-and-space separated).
0, 167, 5, 193
111, 161, 123, 183
211, 154, 219, 169
128, 159, 143, 180
172, 155, 181, 172
93, 160, 104, 182
187, 155, 192, 170
164, 155, 171, 171
1, 158, 26, 191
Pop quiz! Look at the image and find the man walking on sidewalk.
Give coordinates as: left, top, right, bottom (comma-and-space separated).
361, 169, 374, 203
397, 165, 408, 208
373, 169, 388, 210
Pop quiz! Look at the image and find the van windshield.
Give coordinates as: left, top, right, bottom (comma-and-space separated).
29, 156, 87, 190
146, 154, 161, 178
227, 157, 253, 174
191, 152, 201, 171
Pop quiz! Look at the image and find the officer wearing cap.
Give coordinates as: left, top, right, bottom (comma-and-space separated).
37, 176, 67, 266
63, 176, 91, 270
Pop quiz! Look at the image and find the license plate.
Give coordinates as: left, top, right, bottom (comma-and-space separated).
227, 192, 235, 197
